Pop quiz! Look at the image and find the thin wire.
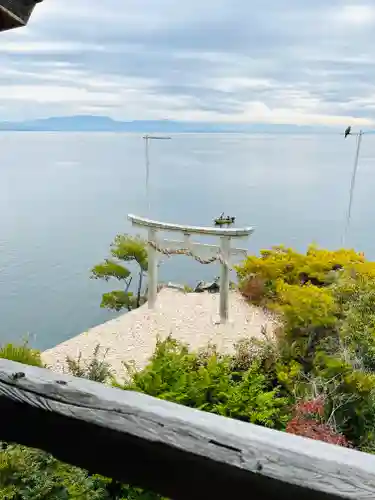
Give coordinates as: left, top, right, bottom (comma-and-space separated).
343, 131, 363, 246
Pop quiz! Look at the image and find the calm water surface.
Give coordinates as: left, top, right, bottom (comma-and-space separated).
0, 132, 374, 349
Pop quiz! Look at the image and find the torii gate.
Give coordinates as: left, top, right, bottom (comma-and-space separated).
128, 214, 254, 322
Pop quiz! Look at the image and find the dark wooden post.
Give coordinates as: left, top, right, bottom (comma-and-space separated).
0, 0, 43, 32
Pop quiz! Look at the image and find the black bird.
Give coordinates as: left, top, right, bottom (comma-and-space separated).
344, 126, 351, 139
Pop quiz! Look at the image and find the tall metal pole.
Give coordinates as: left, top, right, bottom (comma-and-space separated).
343, 130, 364, 246
144, 135, 151, 215
143, 135, 171, 217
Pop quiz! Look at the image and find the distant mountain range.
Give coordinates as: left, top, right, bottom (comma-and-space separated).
0, 115, 366, 134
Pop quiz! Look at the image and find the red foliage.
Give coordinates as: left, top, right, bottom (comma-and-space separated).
294, 397, 325, 418
286, 398, 350, 448
240, 276, 266, 303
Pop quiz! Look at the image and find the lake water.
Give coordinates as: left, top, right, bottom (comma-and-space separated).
0, 132, 374, 350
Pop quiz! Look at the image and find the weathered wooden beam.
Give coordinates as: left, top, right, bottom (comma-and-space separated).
128, 214, 254, 237
0, 359, 375, 500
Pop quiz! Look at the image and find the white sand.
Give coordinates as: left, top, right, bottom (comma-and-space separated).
42, 289, 275, 381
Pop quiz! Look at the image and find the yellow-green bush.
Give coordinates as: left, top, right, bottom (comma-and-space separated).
236, 246, 304, 286
0, 342, 43, 367
303, 246, 364, 282
270, 281, 338, 369
274, 281, 338, 334
236, 245, 365, 303
275, 360, 303, 392
236, 245, 367, 367
352, 261, 375, 279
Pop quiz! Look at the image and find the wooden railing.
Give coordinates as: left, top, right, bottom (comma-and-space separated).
1, 358, 374, 499
128, 214, 254, 322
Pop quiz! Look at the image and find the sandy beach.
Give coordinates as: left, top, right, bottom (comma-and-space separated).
42, 288, 275, 381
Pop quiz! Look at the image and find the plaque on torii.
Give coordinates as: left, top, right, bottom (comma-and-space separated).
128, 214, 254, 323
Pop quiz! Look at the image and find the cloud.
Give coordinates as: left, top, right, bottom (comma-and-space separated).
336, 4, 375, 25
0, 0, 375, 126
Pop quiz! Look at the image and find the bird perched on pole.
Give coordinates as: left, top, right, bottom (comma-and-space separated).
344, 126, 352, 139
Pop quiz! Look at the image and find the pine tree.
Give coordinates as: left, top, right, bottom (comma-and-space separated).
91, 234, 148, 312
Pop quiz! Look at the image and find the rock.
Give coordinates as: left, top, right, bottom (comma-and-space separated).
194, 278, 220, 293
166, 282, 186, 291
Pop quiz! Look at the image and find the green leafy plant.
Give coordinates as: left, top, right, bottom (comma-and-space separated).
311, 350, 375, 447
0, 342, 43, 367
66, 344, 113, 383
91, 234, 148, 312
0, 445, 165, 499
332, 273, 375, 371
121, 336, 289, 429
0, 445, 109, 499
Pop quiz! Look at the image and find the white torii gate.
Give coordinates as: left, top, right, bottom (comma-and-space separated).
128, 214, 254, 322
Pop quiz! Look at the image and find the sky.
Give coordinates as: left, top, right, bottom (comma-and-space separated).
1, 0, 375, 127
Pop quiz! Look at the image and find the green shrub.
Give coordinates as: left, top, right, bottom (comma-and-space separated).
121, 336, 289, 429
66, 344, 114, 383
0, 445, 109, 499
332, 274, 375, 371
0, 445, 165, 500
0, 342, 43, 367
312, 351, 375, 448
275, 359, 304, 392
